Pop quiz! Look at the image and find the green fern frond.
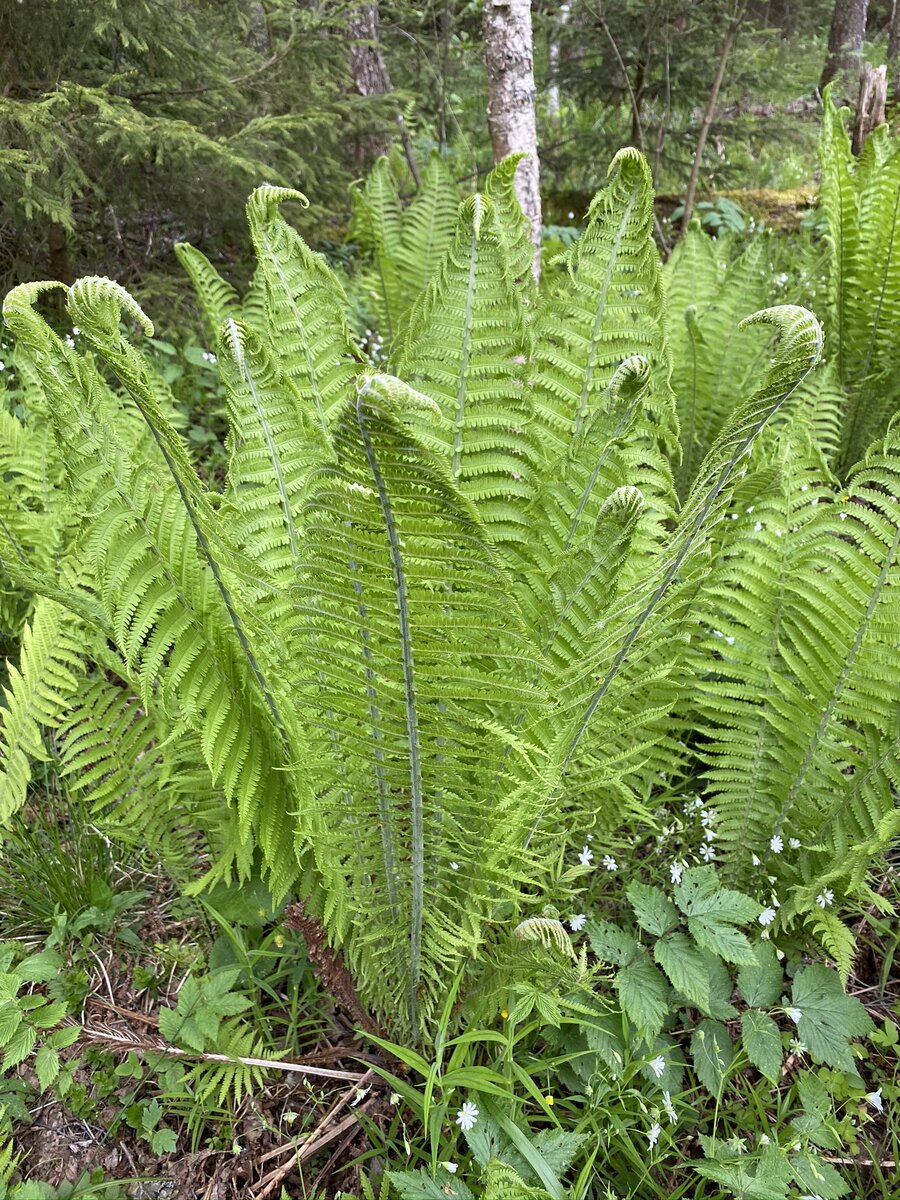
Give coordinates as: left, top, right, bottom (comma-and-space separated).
174, 242, 240, 348
395, 150, 458, 301
0, 592, 83, 821
529, 148, 678, 543
483, 153, 535, 287
295, 372, 546, 1040
246, 185, 358, 433
395, 193, 537, 551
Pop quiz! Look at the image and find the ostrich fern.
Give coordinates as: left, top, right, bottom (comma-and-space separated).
0, 141, 897, 1043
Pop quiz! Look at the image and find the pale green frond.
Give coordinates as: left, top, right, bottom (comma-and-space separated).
294, 373, 546, 1040
0, 593, 83, 822
483, 152, 535, 288
174, 242, 240, 348
395, 194, 537, 551
395, 150, 458, 301
246, 184, 358, 432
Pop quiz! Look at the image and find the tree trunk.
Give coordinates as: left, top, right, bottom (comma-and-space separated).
852, 61, 887, 151
483, 0, 542, 277
679, 5, 746, 236
820, 0, 869, 94
348, 2, 393, 161
888, 0, 900, 103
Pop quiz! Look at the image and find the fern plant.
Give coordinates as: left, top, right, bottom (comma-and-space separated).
1, 135, 897, 1049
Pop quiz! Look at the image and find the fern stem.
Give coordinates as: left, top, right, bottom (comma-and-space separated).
356, 387, 425, 1040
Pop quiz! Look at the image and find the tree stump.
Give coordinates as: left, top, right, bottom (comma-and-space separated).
852, 62, 887, 155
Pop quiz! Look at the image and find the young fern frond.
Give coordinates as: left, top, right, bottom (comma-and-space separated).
395, 150, 459, 301
483, 153, 536, 288
173, 242, 240, 348
0, 591, 83, 821
294, 373, 546, 1040
536, 306, 823, 831
530, 148, 678, 539
395, 194, 537, 552
246, 185, 359, 433
699, 425, 900, 947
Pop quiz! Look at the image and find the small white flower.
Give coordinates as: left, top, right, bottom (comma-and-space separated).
700, 808, 717, 827
669, 861, 684, 885
648, 1055, 666, 1079
730, 512, 738, 520
450, 862, 459, 870
724, 635, 735, 645
839, 511, 848, 520
816, 889, 834, 908
789, 837, 801, 849
455, 1101, 479, 1132
759, 1133, 770, 1145
759, 906, 777, 927
811, 497, 819, 506
788, 1007, 803, 1025
353, 1085, 371, 1105
775, 528, 783, 537
752, 853, 761, 866
568, 211, 575, 220
790, 1037, 808, 1054
770, 834, 783, 854
754, 521, 763, 532
586, 833, 593, 842
444, 1162, 459, 1174
578, 846, 594, 867
647, 1121, 661, 1149
602, 854, 617, 872
704, 827, 717, 841
662, 1091, 677, 1124
569, 914, 587, 931
390, 1092, 401, 1105
867, 1088, 883, 1113
699, 843, 716, 862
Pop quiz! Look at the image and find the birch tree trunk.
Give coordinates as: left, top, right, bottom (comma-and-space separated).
820, 0, 869, 94
483, 0, 542, 277
888, 0, 900, 103
348, 2, 393, 161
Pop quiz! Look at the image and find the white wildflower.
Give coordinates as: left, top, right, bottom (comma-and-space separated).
788, 1007, 803, 1025
669, 861, 684, 885
700, 808, 717, 827
444, 1162, 459, 1174
648, 1055, 666, 1079
699, 843, 716, 862
789, 837, 801, 849
759, 907, 777, 927
752, 853, 761, 866
759, 1133, 770, 1145
724, 635, 735, 645
569, 914, 587, 931
662, 1091, 677, 1124
602, 854, 617, 872
578, 846, 593, 867
790, 1037, 808, 1054
770, 834, 783, 854
704, 827, 717, 841
647, 1121, 661, 1149
867, 1088, 883, 1113
816, 889, 834, 909
450, 862, 459, 870
839, 511, 848, 520
456, 1101, 479, 1132
754, 521, 763, 532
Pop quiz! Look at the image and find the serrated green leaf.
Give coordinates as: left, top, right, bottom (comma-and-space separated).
586, 920, 637, 967
16, 950, 63, 983
34, 1043, 59, 1091
741, 1008, 782, 1081
31, 1000, 68, 1029
690, 1018, 732, 1094
0, 1003, 22, 1044
788, 1149, 849, 1198
150, 1127, 178, 1155
2, 1021, 36, 1070
626, 881, 679, 937
388, 1168, 476, 1200
702, 949, 739, 1019
737, 942, 783, 1007
47, 1024, 80, 1051
615, 955, 668, 1041
654, 933, 710, 1011
688, 914, 756, 964
791, 965, 873, 1074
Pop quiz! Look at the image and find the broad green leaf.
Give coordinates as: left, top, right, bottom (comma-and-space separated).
388, 1169, 476, 1200
788, 1149, 849, 1198
626, 881, 679, 937
587, 920, 637, 967
687, 914, 756, 965
737, 943, 783, 1007
615, 955, 668, 1041
2, 1022, 36, 1070
654, 933, 710, 1012
34, 1043, 60, 1091
690, 1019, 732, 1094
791, 965, 873, 1074
741, 1008, 783, 1082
